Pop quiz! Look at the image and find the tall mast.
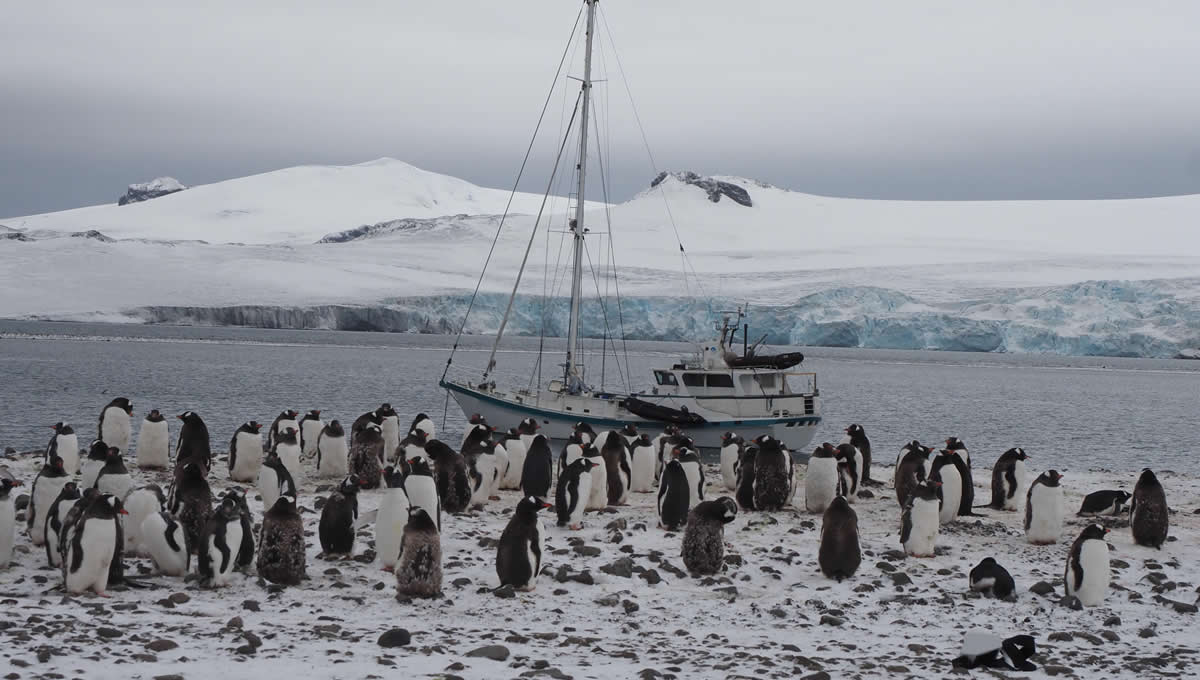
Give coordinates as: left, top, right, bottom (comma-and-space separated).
564, 0, 597, 392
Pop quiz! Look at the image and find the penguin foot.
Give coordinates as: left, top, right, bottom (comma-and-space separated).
382, 566, 394, 573
569, 524, 583, 530
489, 495, 501, 501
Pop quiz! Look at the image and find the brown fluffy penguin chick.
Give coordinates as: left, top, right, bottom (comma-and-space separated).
395, 508, 442, 599
681, 497, 737, 576
819, 495, 861, 581
256, 496, 306, 585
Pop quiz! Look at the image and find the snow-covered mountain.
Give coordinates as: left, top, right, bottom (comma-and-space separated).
2, 159, 1199, 358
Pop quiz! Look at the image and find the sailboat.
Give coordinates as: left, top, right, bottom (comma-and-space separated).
440, 0, 822, 452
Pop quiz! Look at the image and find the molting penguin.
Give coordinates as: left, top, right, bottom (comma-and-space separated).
629, 434, 657, 493
135, 410, 169, 469
1024, 470, 1064, 545
969, 557, 1016, 600
80, 439, 109, 490
397, 428, 430, 473
94, 447, 134, 500
299, 409, 324, 459
347, 423, 383, 489
556, 458, 595, 530
408, 412, 436, 440
520, 434, 554, 499
1064, 523, 1110, 606
43, 482, 79, 568
818, 495, 861, 582
834, 443, 861, 501
1130, 468, 1169, 549
228, 421, 264, 482
894, 441, 932, 506
0, 477, 21, 568
63, 494, 125, 595
319, 474, 363, 557
267, 409, 300, 452
983, 448, 1028, 511
376, 467, 411, 571
498, 428, 527, 490
497, 495, 553, 591
98, 397, 134, 455
258, 451, 297, 515
141, 510, 189, 576
425, 439, 471, 514
900, 479, 942, 558
657, 459, 691, 530
395, 508, 442, 599
600, 431, 631, 506
121, 484, 166, 556
28, 454, 70, 547
170, 461, 213, 556
1077, 489, 1132, 517
272, 426, 305, 488
257, 496, 306, 585
735, 445, 757, 511
173, 410, 212, 473
582, 443, 609, 511
198, 494, 243, 587
930, 449, 963, 523
841, 424, 876, 486
404, 457, 441, 532
804, 443, 840, 513
719, 432, 743, 491
221, 488, 255, 571
752, 435, 792, 511
47, 422, 79, 476
376, 403, 400, 463
681, 496, 737, 576
316, 420, 349, 478
350, 408, 382, 446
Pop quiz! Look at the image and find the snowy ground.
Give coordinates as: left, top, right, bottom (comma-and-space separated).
2, 445, 1197, 680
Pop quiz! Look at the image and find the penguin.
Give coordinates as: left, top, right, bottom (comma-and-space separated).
198, 494, 243, 587
1130, 468, 1169, 549
316, 420, 349, 478
0, 477, 21, 569
394, 508, 442, 599
521, 434, 554, 499
319, 474, 362, 557
426, 439, 471, 513
558, 432, 586, 479
377, 404, 401, 463
27, 454, 71, 547
944, 436, 970, 467
628, 434, 657, 493
140, 509, 189, 576
94, 447, 134, 500
80, 439, 109, 490
272, 426, 305, 488
657, 459, 691, 531
943, 437, 979, 516
376, 467, 411, 571
1064, 523, 1110, 606
173, 410, 212, 473
257, 495, 307, 586
257, 451, 297, 515
489, 438, 509, 498
350, 408, 382, 446
894, 441, 932, 506
555, 458, 595, 530
1025, 470, 1064, 545
718, 432, 743, 491
1077, 489, 1132, 517
617, 423, 638, 444
734, 445, 757, 511
582, 443, 608, 511
834, 443, 861, 501
55, 488, 99, 570
397, 428, 430, 472
969, 557, 1016, 600
651, 425, 681, 481
267, 409, 300, 452
135, 410, 169, 469
804, 443, 840, 513
752, 435, 792, 511
121, 484, 166, 556
404, 457, 441, 532
347, 423, 383, 490
409, 412, 436, 440
818, 495, 861, 582
571, 421, 597, 446
466, 443, 497, 510
299, 409, 324, 459
228, 421, 264, 482
983, 448, 1028, 511
498, 428, 527, 490
496, 495, 553, 591
930, 449, 963, 524
600, 431, 632, 506
516, 417, 540, 452
900, 479, 942, 558
676, 447, 705, 509
954, 632, 1038, 672
459, 413, 492, 450
46, 422, 79, 476
43, 482, 79, 568
841, 424, 876, 486
221, 488, 255, 571
98, 397, 134, 455
169, 461, 213, 556
63, 494, 124, 595
681, 497, 737, 577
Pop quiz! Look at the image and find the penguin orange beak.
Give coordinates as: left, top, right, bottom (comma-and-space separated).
541, 502, 553, 509
119, 509, 129, 515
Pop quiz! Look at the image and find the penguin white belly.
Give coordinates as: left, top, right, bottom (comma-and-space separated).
405, 478, 440, 532
1073, 540, 1110, 606
904, 498, 940, 557
563, 444, 583, 471
102, 410, 132, 453
56, 434, 80, 475
519, 434, 536, 453
1026, 485, 1064, 544
571, 472, 593, 527
81, 461, 105, 491
524, 517, 545, 590
613, 452, 631, 505
380, 416, 400, 461
317, 434, 349, 478
258, 466, 281, 512
136, 423, 169, 468
652, 436, 669, 477
416, 419, 436, 439
720, 444, 740, 491
276, 443, 303, 487
0, 497, 14, 568
804, 458, 839, 513
208, 521, 243, 586
1006, 461, 1028, 511
97, 474, 134, 503
122, 488, 161, 555
586, 458, 608, 510
470, 454, 496, 507
231, 432, 264, 482
491, 446, 508, 496
30, 477, 69, 546
141, 513, 188, 576
939, 467, 963, 523
301, 420, 323, 458
630, 446, 656, 492
375, 489, 410, 569
681, 461, 704, 509
500, 440, 526, 489
66, 519, 116, 594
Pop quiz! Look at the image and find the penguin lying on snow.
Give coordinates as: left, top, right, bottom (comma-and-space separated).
682, 497, 737, 576
497, 496, 553, 591
257, 495, 307, 586
1130, 468, 1169, 549
969, 557, 1016, 600
395, 508, 442, 599
819, 495, 860, 582
1077, 489, 1131, 516
953, 631, 1037, 672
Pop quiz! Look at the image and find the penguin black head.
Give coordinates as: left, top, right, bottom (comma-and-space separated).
87, 439, 108, 460
1039, 470, 1063, 486
581, 444, 601, 458
621, 424, 639, 437
572, 422, 594, 435
1080, 523, 1109, 541
835, 443, 857, 460
306, 409, 321, 419
105, 494, 128, 515
180, 460, 205, 480
264, 451, 283, 468
423, 439, 454, 459
216, 495, 241, 521
48, 454, 66, 474
222, 487, 248, 508
177, 411, 203, 426
515, 495, 553, 516
383, 466, 405, 488
408, 429, 430, 445
147, 409, 162, 420
845, 424, 862, 436
1007, 447, 1028, 461
276, 427, 299, 445
1138, 468, 1160, 486
753, 434, 777, 449
269, 495, 297, 515
376, 404, 395, 418
811, 443, 835, 459
663, 424, 680, 436
339, 474, 364, 495
104, 447, 123, 464
468, 413, 486, 426
502, 427, 520, 442
246, 421, 262, 433
634, 433, 652, 446
945, 437, 965, 450
52, 422, 74, 435
325, 420, 345, 436
827, 494, 853, 515
914, 479, 942, 500
0, 478, 21, 496
406, 507, 438, 532
285, 409, 299, 419
407, 458, 433, 476
716, 496, 738, 522
976, 556, 997, 567
356, 424, 382, 444
110, 397, 133, 415
721, 431, 737, 445
517, 418, 540, 435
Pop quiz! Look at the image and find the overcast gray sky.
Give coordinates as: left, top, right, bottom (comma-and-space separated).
3, 0, 1200, 217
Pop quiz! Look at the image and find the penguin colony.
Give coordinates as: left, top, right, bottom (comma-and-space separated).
0, 402, 1174, 628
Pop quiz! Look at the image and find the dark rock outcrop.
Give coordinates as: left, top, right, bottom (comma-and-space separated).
118, 177, 186, 205
651, 171, 754, 207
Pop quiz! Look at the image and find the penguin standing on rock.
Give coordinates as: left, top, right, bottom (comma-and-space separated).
319, 475, 363, 558
395, 508, 442, 599
376, 467, 411, 571
819, 495, 860, 582
199, 495, 243, 587
498, 429, 526, 490
43, 482, 80, 568
719, 432, 743, 491
1064, 523, 1110, 606
930, 450, 963, 523
46, 422, 79, 476
1077, 490, 1131, 517
894, 441, 932, 506
658, 459, 691, 530
81, 440, 109, 490
497, 496, 553, 591
404, 458, 441, 532
0, 477, 21, 568
95, 447, 134, 500
1130, 468, 1169, 549
173, 411, 212, 473
753, 435, 792, 511
735, 445, 757, 511
28, 454, 71, 546
222, 488, 255, 571
316, 420, 349, 479
299, 409, 324, 459
228, 421, 264, 482
600, 431, 631, 506
556, 458, 595, 530
170, 461, 213, 556
1025, 470, 1064, 545
900, 480, 942, 558
629, 434, 657, 493
98, 397, 134, 455
267, 409, 300, 452
521, 434, 553, 499
141, 510, 189, 576
969, 557, 1016, 600
841, 424, 876, 486
136, 411, 169, 469
63, 494, 125, 595
257, 496, 306, 585
681, 497, 737, 576
348, 424, 383, 490
804, 443, 840, 513
258, 452, 297, 515
983, 448, 1028, 511
425, 440, 471, 514
272, 427, 305, 488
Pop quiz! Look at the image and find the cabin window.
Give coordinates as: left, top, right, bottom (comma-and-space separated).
706, 374, 735, 388
654, 370, 678, 386
681, 373, 705, 387
754, 374, 776, 390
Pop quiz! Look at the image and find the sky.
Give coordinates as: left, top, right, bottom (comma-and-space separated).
3, 1, 1200, 218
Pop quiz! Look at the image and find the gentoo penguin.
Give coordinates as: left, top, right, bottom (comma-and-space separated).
425, 439, 471, 513
141, 510, 189, 576
408, 412, 436, 440
257, 496, 307, 585
320, 474, 362, 557
198, 494, 243, 587
173, 411, 212, 473
521, 434, 554, 499
46, 422, 79, 476
121, 484, 166, 555
629, 434, 657, 493
657, 459, 691, 530
1064, 523, 1110, 606
600, 431, 631, 506
752, 435, 792, 511
257, 451, 297, 515
316, 420, 349, 478
228, 421, 264, 482
944, 437, 978, 516
298, 409, 324, 459
682, 497, 737, 576
350, 408, 382, 445
1130, 468, 1169, 549
376, 467, 411, 571
498, 428, 527, 490
983, 448, 1028, 511
55, 488, 99, 569
135, 410, 169, 469
466, 443, 498, 510
676, 447, 705, 509
347, 423, 383, 489
63, 494, 124, 595
496, 495, 553, 590
894, 441, 932, 506
718, 432, 743, 491
376, 404, 400, 463
804, 443, 840, 513
582, 443, 609, 511
98, 397, 134, 455
556, 458, 596, 530
0, 477, 21, 568
267, 409, 300, 452
169, 461, 213, 556
94, 447, 134, 500
818, 495, 861, 582
969, 557, 1016, 600
1024, 470, 1064, 545
900, 479, 942, 558
487, 435, 508, 497
1077, 489, 1132, 517
841, 424, 876, 486
954, 632, 1038, 672
834, 443, 861, 501
652, 425, 681, 481
272, 426, 305, 488
930, 449, 963, 523
516, 417, 540, 452
735, 445, 757, 511
80, 439, 109, 490
395, 508, 442, 599
943, 436, 970, 466
458, 413, 491, 449
27, 454, 70, 546
571, 421, 597, 446
404, 457, 441, 532
398, 428, 430, 472
619, 423, 639, 445
558, 432, 586, 479
222, 488, 255, 571
43, 482, 80, 567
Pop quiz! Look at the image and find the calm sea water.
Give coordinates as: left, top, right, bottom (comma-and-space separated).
2, 319, 1197, 473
